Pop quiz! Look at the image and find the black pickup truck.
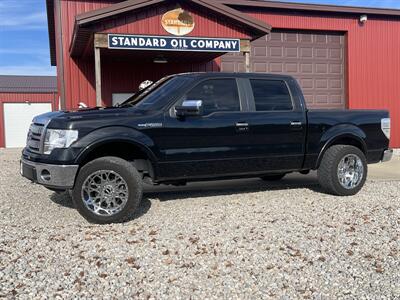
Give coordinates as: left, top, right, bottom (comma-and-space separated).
21, 73, 392, 223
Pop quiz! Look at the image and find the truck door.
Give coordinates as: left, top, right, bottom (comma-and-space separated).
155, 77, 251, 180
238, 78, 307, 172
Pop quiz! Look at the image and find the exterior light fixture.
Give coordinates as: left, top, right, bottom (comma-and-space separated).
359, 15, 368, 24
153, 56, 168, 64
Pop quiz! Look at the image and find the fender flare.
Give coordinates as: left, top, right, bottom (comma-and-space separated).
72, 126, 158, 165
315, 124, 367, 168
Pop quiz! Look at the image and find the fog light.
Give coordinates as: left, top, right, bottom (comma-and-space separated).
41, 169, 51, 181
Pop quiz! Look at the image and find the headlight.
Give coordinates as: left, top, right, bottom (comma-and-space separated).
44, 129, 78, 154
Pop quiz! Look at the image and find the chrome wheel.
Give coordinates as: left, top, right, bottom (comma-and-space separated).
81, 170, 129, 216
337, 154, 364, 190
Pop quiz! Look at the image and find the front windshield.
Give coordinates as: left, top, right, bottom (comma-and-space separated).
119, 76, 171, 107
120, 75, 192, 110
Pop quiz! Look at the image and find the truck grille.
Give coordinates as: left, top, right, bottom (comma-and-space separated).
27, 123, 45, 153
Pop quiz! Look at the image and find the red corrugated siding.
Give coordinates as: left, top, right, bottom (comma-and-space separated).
95, 2, 249, 39
100, 59, 219, 102
243, 9, 400, 147
60, 0, 116, 110
0, 92, 57, 147
59, 0, 249, 110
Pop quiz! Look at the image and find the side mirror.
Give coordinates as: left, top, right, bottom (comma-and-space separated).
175, 100, 203, 117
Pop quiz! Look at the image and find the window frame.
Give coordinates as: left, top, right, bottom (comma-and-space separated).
245, 78, 296, 113
169, 77, 247, 118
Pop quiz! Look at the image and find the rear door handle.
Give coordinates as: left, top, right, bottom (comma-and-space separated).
235, 122, 249, 133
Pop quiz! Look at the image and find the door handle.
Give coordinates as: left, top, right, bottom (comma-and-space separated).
290, 121, 302, 126
235, 122, 249, 133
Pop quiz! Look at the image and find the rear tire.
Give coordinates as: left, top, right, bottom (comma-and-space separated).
72, 156, 143, 224
317, 145, 367, 196
260, 174, 286, 181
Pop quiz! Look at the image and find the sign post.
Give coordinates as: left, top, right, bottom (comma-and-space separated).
94, 40, 102, 107
245, 52, 251, 73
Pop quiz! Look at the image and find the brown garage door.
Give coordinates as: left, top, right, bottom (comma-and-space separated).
221, 30, 346, 109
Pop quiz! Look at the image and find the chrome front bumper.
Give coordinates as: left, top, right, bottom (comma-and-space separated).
382, 149, 393, 162
20, 158, 79, 189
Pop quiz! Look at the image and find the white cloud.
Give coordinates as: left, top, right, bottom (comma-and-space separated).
0, 1, 26, 9
0, 48, 50, 55
0, 1, 53, 76
0, 65, 56, 76
0, 12, 46, 26
0, 2, 47, 30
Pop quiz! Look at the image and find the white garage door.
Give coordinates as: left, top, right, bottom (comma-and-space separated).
4, 103, 52, 148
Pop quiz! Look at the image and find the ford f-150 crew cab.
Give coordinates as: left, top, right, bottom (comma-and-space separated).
21, 73, 393, 223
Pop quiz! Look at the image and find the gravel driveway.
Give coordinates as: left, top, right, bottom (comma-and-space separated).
1, 149, 399, 299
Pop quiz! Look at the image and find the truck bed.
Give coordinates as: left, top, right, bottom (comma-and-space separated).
304, 109, 390, 169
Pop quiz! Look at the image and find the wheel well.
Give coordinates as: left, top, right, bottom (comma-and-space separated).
79, 141, 154, 177
316, 136, 366, 169
329, 137, 365, 154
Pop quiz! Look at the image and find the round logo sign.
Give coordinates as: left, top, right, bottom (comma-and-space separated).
161, 8, 195, 36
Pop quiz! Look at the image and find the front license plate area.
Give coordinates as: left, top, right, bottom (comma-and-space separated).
21, 162, 37, 182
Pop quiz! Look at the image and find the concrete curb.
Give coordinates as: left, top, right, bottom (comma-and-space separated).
394, 149, 400, 156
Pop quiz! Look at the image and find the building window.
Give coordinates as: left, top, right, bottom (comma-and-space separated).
112, 93, 134, 107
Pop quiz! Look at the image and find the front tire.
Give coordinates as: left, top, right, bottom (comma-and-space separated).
72, 157, 143, 224
318, 145, 367, 196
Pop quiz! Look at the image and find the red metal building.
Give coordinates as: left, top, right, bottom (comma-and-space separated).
0, 76, 58, 148
46, 0, 400, 147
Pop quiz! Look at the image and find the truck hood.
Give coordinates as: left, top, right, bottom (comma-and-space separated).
33, 107, 146, 124
32, 107, 157, 132
59, 106, 139, 120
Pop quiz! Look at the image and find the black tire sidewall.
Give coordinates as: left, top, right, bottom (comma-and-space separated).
72, 157, 142, 224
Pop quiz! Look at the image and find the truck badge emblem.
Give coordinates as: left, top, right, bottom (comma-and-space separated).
138, 123, 163, 128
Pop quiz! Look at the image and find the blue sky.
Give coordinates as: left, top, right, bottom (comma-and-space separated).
0, 0, 400, 76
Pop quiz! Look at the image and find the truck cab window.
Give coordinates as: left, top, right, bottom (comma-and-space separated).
250, 79, 293, 111
182, 79, 240, 115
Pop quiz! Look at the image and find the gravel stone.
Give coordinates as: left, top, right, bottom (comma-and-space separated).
1, 149, 399, 299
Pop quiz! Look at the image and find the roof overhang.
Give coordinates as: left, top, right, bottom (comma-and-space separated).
219, 0, 400, 17
69, 0, 272, 58
47, 0, 400, 66
0, 75, 57, 93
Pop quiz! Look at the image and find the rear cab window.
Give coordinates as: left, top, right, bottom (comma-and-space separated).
250, 79, 293, 111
